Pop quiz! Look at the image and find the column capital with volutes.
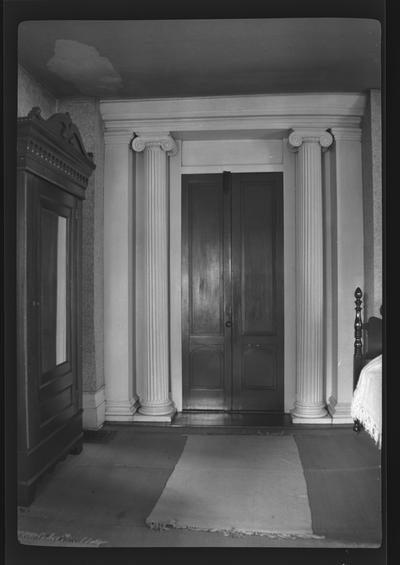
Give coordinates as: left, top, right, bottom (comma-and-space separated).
288, 129, 333, 150
131, 132, 178, 156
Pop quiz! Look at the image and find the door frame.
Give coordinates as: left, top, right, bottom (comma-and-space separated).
169, 136, 297, 413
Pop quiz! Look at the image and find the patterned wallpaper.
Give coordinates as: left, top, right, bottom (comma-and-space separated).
17, 65, 57, 118
57, 98, 105, 394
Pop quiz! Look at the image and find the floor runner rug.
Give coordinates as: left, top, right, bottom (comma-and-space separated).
146, 435, 321, 538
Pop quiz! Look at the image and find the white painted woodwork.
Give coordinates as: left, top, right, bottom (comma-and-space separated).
100, 94, 365, 140
169, 140, 183, 411
281, 140, 297, 413
103, 129, 138, 421
83, 386, 106, 430
132, 134, 176, 420
289, 129, 333, 421
328, 127, 364, 423
181, 139, 282, 167
169, 143, 296, 413
100, 93, 366, 123
99, 92, 371, 423
322, 148, 335, 411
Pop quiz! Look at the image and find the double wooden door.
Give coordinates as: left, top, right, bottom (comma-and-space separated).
182, 172, 284, 412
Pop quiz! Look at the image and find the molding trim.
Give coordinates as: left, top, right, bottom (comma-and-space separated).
328, 401, 353, 423
105, 397, 139, 421
100, 92, 367, 120
100, 93, 366, 134
104, 127, 134, 145
82, 387, 106, 430
330, 127, 363, 142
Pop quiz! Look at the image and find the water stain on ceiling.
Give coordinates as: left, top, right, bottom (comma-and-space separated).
46, 39, 123, 96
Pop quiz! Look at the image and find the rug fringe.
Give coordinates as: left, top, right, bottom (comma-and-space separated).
18, 530, 107, 546
146, 519, 325, 540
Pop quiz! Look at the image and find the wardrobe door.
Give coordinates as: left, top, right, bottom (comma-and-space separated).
28, 176, 80, 447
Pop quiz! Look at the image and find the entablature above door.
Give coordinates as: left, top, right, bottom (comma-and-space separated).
100, 92, 366, 139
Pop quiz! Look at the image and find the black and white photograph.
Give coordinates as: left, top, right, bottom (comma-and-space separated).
3, 2, 388, 564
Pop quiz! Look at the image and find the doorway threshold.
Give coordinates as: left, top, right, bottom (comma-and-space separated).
172, 411, 292, 428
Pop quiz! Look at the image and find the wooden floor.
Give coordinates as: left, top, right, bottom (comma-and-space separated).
17, 422, 383, 549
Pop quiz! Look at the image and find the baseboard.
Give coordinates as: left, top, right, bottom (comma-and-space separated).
83, 387, 106, 430
327, 402, 354, 424
104, 397, 139, 422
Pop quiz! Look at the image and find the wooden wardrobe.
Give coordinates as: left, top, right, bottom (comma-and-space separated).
17, 107, 95, 506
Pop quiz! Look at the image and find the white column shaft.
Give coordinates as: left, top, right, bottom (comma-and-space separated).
289, 130, 332, 420
294, 141, 326, 417
131, 134, 177, 419
141, 145, 173, 415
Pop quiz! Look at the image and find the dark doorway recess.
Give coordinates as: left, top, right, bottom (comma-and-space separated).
182, 172, 284, 412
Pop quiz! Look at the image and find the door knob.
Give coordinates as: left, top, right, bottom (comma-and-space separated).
225, 321, 232, 328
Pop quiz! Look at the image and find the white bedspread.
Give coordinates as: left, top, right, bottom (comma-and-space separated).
351, 354, 382, 448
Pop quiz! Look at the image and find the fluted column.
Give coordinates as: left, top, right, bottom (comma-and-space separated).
132, 133, 176, 421
289, 129, 333, 421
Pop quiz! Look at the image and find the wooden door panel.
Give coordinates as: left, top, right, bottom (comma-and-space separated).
240, 184, 276, 335
40, 207, 58, 374
232, 173, 284, 412
189, 183, 224, 335
242, 345, 277, 389
34, 178, 77, 438
182, 175, 231, 410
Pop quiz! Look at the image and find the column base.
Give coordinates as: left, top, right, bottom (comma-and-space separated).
105, 397, 139, 422
133, 409, 176, 423
291, 412, 333, 424
137, 398, 176, 417
292, 401, 328, 420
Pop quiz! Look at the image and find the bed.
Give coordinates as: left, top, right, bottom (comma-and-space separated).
351, 287, 383, 448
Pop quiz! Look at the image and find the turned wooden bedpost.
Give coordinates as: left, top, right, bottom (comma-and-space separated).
353, 287, 363, 390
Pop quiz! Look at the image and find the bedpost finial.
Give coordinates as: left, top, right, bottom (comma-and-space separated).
355, 287, 362, 299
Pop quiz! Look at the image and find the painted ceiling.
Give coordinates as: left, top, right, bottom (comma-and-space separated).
18, 18, 381, 99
